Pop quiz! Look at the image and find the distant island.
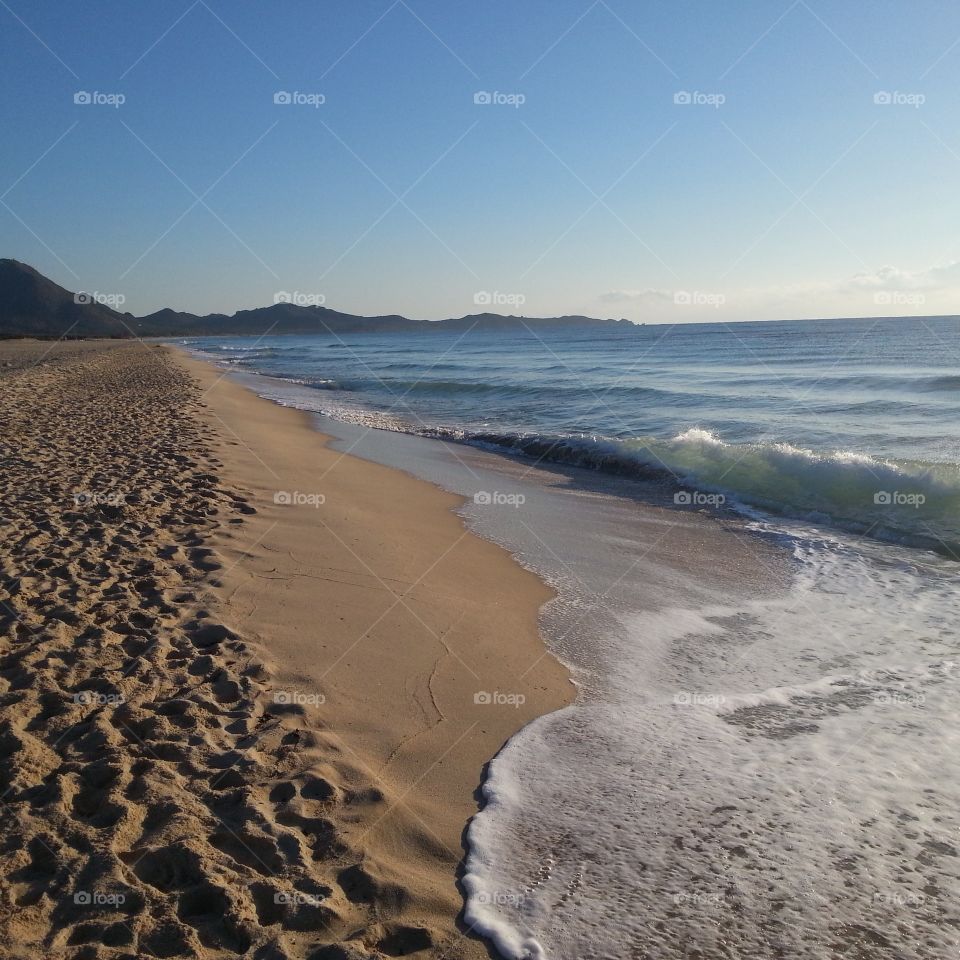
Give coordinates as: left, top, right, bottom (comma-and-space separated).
0, 259, 634, 339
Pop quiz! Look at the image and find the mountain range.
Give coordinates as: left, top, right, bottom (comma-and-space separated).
0, 259, 633, 339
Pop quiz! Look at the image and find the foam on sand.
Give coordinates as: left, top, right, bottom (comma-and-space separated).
462, 518, 960, 959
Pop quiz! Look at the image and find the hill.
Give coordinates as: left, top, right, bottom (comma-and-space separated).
0, 260, 632, 338
0, 260, 135, 338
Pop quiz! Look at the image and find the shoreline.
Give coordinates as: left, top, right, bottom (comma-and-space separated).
7, 334, 947, 958
172, 347, 575, 956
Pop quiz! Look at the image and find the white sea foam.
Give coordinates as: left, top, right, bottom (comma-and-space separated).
464, 520, 960, 959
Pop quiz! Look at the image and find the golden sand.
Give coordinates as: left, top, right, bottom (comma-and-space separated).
0, 340, 571, 959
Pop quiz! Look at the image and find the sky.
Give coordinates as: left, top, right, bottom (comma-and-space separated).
1, 0, 959, 323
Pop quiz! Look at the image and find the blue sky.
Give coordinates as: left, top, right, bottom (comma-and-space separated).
1, 0, 959, 322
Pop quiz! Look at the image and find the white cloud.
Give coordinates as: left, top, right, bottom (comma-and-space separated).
843, 262, 960, 292
593, 261, 960, 322
599, 288, 673, 304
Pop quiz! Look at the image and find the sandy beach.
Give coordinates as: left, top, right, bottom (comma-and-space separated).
0, 340, 572, 959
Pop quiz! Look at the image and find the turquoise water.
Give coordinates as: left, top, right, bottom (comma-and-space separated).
188, 316, 960, 554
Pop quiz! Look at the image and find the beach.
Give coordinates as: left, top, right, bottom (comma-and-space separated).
185, 324, 960, 960
0, 339, 572, 959
2, 0, 955, 954
4, 326, 960, 960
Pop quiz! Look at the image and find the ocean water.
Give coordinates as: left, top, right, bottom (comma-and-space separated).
190, 317, 960, 556
185, 317, 960, 959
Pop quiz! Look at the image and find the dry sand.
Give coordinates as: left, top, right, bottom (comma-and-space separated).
0, 340, 572, 960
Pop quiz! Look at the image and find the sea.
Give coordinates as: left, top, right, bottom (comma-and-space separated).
185, 316, 960, 960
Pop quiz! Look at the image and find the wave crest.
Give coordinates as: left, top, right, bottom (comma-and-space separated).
442, 427, 960, 556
